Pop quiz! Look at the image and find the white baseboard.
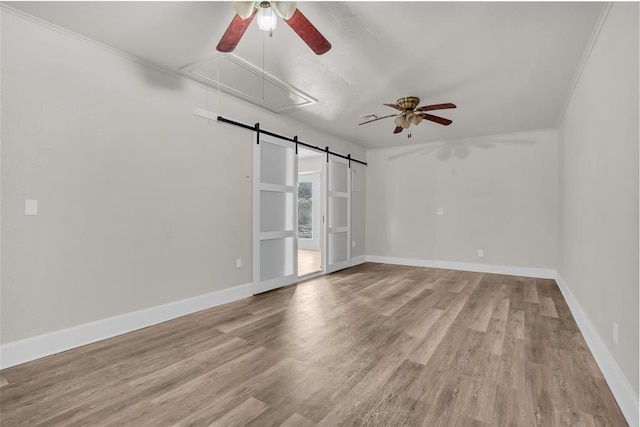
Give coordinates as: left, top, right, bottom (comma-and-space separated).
2, 263, 636, 427
555, 274, 639, 427
0, 283, 253, 370
365, 255, 556, 279
350, 255, 366, 267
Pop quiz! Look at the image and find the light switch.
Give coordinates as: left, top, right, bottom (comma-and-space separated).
25, 199, 38, 215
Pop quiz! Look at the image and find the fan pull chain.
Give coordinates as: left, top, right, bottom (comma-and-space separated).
262, 31, 265, 100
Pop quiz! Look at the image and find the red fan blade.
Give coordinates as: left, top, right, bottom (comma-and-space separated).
415, 103, 457, 112
383, 103, 404, 111
284, 9, 331, 55
419, 113, 453, 126
393, 126, 404, 134
358, 114, 399, 126
216, 11, 256, 53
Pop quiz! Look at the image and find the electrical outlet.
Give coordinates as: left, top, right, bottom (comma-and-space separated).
477, 249, 484, 257
236, 258, 242, 269
613, 322, 619, 345
352, 240, 356, 248
25, 199, 38, 215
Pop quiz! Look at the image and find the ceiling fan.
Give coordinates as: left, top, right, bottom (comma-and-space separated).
359, 97, 457, 134
216, 1, 332, 55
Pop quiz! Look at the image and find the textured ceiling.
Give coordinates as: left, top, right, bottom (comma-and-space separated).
5, 1, 604, 149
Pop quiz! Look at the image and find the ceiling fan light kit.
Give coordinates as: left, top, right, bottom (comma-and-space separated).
394, 115, 407, 128
217, 1, 331, 55
410, 113, 423, 125
232, 1, 256, 19
360, 97, 457, 134
256, 2, 277, 32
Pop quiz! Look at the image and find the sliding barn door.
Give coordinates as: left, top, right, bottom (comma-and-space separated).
253, 135, 298, 294
325, 155, 351, 273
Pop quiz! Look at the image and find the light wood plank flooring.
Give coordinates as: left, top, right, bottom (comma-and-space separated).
0, 263, 627, 426
298, 249, 323, 277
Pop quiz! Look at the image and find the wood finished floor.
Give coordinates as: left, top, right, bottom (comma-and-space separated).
298, 249, 322, 277
0, 263, 627, 426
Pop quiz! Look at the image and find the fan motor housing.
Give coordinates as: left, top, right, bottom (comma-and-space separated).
397, 96, 420, 111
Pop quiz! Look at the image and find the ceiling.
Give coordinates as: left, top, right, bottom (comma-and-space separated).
5, 1, 604, 149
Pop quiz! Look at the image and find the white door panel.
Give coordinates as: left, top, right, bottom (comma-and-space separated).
326, 156, 351, 273
253, 135, 298, 294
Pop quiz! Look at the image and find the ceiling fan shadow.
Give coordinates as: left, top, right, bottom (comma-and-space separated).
387, 137, 535, 161
429, 137, 535, 160
386, 146, 429, 161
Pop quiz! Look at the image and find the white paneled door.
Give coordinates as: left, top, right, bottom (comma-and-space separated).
325, 155, 351, 273
253, 135, 298, 294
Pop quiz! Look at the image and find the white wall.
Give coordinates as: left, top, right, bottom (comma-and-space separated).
0, 9, 366, 345
366, 128, 558, 269
557, 2, 639, 398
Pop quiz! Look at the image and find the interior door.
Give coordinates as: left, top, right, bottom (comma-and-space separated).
253, 135, 298, 294
325, 155, 351, 273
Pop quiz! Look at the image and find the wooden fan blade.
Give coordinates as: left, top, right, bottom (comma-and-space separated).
216, 11, 256, 53
419, 113, 453, 126
358, 114, 399, 126
415, 103, 457, 112
393, 126, 404, 134
284, 9, 331, 55
383, 103, 404, 111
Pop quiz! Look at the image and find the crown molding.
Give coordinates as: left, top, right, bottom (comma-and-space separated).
555, 3, 613, 128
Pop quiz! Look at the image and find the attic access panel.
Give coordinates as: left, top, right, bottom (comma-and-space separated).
181, 54, 317, 113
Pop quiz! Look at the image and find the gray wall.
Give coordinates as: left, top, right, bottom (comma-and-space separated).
557, 3, 639, 395
0, 10, 365, 344
366, 128, 558, 268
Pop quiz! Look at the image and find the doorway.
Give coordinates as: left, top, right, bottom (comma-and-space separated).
297, 148, 324, 277
253, 137, 351, 294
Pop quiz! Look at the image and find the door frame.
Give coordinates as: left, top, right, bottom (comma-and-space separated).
297, 172, 321, 251
253, 143, 353, 293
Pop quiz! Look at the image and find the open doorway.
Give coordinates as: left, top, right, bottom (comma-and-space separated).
253, 134, 351, 294
298, 147, 324, 277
